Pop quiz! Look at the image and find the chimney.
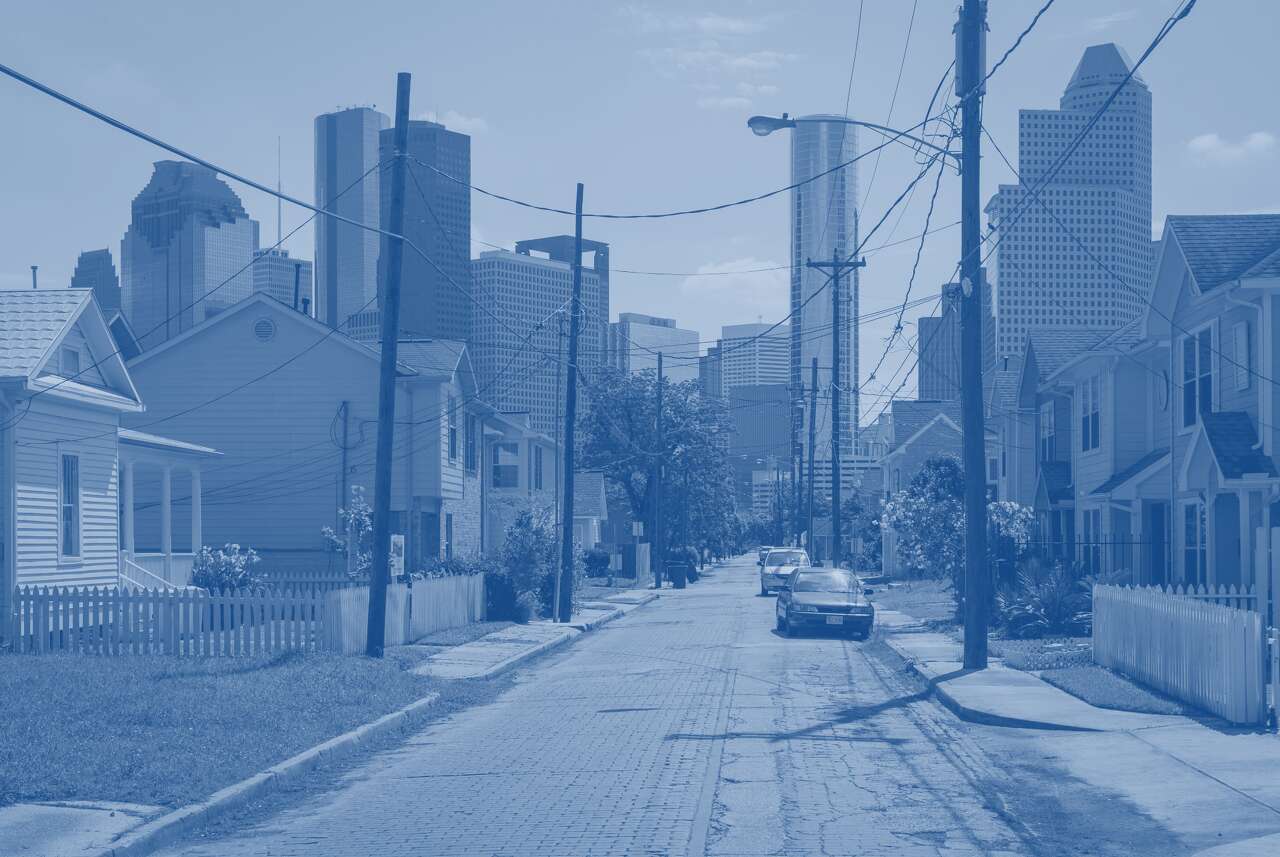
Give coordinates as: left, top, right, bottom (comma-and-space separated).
30, 265, 38, 290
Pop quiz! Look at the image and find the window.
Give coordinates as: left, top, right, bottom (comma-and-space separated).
492, 443, 519, 489
1233, 321, 1251, 392
60, 347, 80, 377
464, 414, 478, 473
60, 454, 80, 558
533, 445, 544, 490
1182, 501, 1207, 584
1081, 508, 1102, 575
447, 396, 458, 461
444, 513, 454, 560
1039, 402, 1056, 461
1181, 328, 1213, 428
1080, 376, 1100, 452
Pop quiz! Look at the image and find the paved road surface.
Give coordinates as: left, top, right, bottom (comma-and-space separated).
153, 556, 1180, 856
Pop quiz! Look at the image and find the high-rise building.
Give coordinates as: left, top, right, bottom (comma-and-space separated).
987, 43, 1153, 360
608, 313, 700, 383
720, 323, 789, 393
471, 244, 607, 437
120, 161, 259, 350
381, 120, 471, 340
251, 248, 313, 310
314, 107, 387, 329
790, 117, 859, 466
699, 343, 723, 399
70, 249, 120, 313
916, 275, 994, 401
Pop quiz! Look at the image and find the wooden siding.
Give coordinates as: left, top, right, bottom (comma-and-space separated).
38, 322, 109, 389
13, 398, 119, 587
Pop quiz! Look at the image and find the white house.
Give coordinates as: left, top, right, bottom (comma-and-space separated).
0, 289, 216, 625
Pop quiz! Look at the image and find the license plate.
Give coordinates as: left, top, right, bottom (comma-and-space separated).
825, 615, 843, 625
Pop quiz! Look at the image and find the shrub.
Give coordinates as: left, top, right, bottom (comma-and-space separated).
488, 511, 557, 622
997, 562, 1091, 639
191, 543, 263, 591
415, 555, 495, 580
583, 548, 611, 578
321, 486, 373, 580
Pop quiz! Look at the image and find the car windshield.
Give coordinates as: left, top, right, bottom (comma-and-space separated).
791, 572, 856, 593
766, 551, 807, 567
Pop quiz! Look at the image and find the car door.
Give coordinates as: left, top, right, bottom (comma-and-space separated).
776, 574, 792, 616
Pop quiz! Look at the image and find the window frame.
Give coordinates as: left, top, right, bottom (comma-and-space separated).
463, 413, 478, 473
1232, 320, 1251, 392
60, 346, 81, 378
1181, 499, 1207, 584
1180, 323, 1215, 431
1039, 401, 1056, 461
447, 394, 458, 462
1079, 375, 1101, 453
59, 452, 82, 561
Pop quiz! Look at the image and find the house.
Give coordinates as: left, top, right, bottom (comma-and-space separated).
572, 470, 608, 550
1140, 214, 1280, 588
0, 289, 215, 623
477, 405, 560, 554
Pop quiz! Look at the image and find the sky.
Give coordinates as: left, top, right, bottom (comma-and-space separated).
1, 0, 1277, 418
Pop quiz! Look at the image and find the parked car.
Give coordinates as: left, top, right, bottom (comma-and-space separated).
774, 568, 875, 639
757, 545, 774, 565
758, 548, 810, 595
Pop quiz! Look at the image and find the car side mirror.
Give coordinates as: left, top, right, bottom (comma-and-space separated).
812, 560, 824, 567
864, 587, 874, 595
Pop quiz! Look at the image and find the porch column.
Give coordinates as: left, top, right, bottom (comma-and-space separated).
160, 465, 173, 582
121, 459, 135, 555
190, 467, 203, 555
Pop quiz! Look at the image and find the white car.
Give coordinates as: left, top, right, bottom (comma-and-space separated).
759, 548, 811, 596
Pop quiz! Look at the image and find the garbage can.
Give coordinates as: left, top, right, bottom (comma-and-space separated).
667, 561, 688, 589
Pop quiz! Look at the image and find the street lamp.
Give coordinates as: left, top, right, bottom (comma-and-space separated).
746, 112, 960, 168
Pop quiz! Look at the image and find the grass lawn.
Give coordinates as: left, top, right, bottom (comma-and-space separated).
410, 620, 515, 648
0, 652, 445, 808
869, 579, 957, 623
1040, 664, 1194, 716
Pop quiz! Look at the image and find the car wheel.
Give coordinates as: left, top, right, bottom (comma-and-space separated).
760, 581, 769, 597
781, 615, 794, 637
775, 614, 786, 633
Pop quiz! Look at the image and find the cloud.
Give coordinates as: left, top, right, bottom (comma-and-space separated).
417, 109, 489, 136
621, 6, 778, 36
641, 44, 795, 76
1087, 10, 1137, 31
1187, 131, 1276, 163
696, 95, 752, 111
677, 257, 789, 333
737, 82, 779, 98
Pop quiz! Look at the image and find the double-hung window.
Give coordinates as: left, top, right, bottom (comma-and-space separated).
447, 395, 458, 461
1232, 321, 1251, 392
60, 454, 80, 558
492, 443, 519, 489
533, 445, 544, 490
464, 414, 478, 473
1079, 376, 1100, 452
1039, 402, 1056, 461
1182, 328, 1214, 428
1182, 501, 1207, 584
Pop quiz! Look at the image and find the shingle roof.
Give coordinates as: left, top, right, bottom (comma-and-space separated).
1040, 461, 1073, 504
1168, 214, 1280, 291
394, 339, 466, 380
573, 471, 608, 520
1201, 412, 1277, 479
1026, 326, 1114, 381
1090, 448, 1168, 496
988, 368, 1019, 415
889, 400, 961, 451
0, 288, 88, 379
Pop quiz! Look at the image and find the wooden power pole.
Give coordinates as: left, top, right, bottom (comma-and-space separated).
557, 183, 585, 623
958, 0, 989, 670
652, 351, 664, 587
366, 72, 412, 657
806, 357, 818, 557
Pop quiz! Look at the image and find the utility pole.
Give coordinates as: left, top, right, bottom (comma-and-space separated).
958, 0, 989, 670
652, 351, 665, 588
806, 357, 818, 558
557, 183, 585, 623
806, 250, 864, 568
366, 72, 412, 657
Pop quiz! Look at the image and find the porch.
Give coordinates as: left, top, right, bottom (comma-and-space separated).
117, 429, 219, 588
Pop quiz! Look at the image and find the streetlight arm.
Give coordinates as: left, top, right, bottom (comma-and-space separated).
747, 114, 959, 167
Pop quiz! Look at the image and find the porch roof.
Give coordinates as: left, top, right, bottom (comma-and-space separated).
1038, 461, 1073, 505
118, 428, 220, 460
1090, 448, 1169, 496
1201, 412, 1276, 479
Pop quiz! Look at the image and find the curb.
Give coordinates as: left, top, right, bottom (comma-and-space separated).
572, 592, 660, 632
96, 692, 442, 857
470, 628, 581, 680
879, 633, 1098, 733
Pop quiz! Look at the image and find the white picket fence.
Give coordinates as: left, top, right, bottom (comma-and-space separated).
1093, 584, 1266, 725
323, 575, 486, 654
7, 574, 486, 657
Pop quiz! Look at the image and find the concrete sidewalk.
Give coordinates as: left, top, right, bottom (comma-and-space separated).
877, 607, 1280, 855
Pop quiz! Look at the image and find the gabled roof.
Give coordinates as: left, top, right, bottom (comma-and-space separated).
0, 288, 90, 378
394, 339, 466, 380
888, 400, 961, 452
1025, 326, 1115, 382
987, 367, 1019, 416
1166, 214, 1280, 292
573, 471, 608, 520
1044, 319, 1145, 383
1090, 448, 1169, 496
1038, 460, 1073, 505
1201, 412, 1277, 479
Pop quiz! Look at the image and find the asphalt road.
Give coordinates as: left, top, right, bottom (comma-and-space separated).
151, 555, 1183, 856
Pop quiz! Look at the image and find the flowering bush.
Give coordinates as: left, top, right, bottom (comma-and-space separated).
321, 486, 373, 579
191, 543, 262, 591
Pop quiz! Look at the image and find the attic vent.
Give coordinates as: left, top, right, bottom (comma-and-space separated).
253, 317, 276, 342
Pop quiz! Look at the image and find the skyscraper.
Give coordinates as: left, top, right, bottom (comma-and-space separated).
608, 313, 700, 383
251, 248, 313, 310
70, 248, 120, 313
916, 275, 994, 401
720, 323, 789, 392
471, 244, 607, 437
120, 161, 259, 350
987, 43, 1153, 360
790, 117, 858, 468
315, 107, 387, 330
382, 120, 471, 340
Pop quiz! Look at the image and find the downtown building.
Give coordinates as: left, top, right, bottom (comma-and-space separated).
915, 276, 995, 401
790, 117, 859, 477
608, 313, 700, 383
251, 248, 314, 311
314, 107, 387, 330
471, 239, 609, 438
70, 248, 120, 314
120, 161, 259, 350
986, 43, 1153, 361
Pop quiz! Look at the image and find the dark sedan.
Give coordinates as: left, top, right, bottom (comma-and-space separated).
775, 569, 875, 639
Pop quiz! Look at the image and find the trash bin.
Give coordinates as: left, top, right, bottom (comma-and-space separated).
667, 561, 688, 589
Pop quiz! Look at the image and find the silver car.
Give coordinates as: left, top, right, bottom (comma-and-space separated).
759, 548, 810, 595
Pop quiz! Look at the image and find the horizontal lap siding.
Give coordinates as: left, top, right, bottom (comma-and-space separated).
15, 400, 119, 587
